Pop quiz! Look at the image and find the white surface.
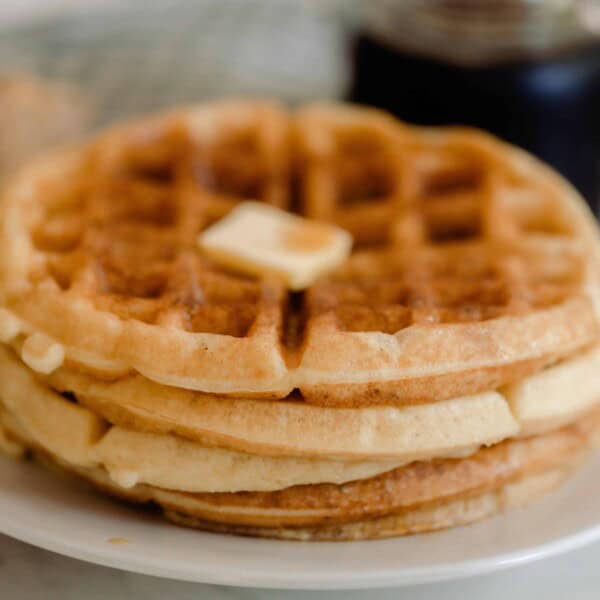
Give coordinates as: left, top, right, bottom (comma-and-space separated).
2, 453, 600, 590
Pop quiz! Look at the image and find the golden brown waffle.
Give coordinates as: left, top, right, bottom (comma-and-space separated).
1, 101, 600, 405
1, 333, 599, 539
0, 344, 514, 481
165, 468, 573, 541
2, 342, 600, 496
296, 105, 600, 404
42, 344, 600, 460
3, 410, 595, 541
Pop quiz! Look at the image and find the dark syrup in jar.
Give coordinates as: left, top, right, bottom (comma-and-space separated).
349, 1, 600, 211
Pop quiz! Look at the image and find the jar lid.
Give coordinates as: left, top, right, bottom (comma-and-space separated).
364, 0, 600, 65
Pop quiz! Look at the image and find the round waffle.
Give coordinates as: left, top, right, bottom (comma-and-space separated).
5, 410, 596, 540
2, 342, 600, 496
44, 345, 600, 459
164, 468, 575, 541
1, 102, 599, 406
0, 347, 408, 492
0, 404, 401, 493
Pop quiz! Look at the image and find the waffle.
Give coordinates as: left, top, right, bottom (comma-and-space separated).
2, 342, 600, 497
1, 101, 599, 406
0, 346, 406, 492
44, 345, 600, 459
165, 468, 574, 540
3, 410, 595, 541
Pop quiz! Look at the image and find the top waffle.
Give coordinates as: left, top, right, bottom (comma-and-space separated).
1, 100, 599, 406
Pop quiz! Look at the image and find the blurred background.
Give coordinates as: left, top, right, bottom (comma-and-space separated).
1, 0, 600, 211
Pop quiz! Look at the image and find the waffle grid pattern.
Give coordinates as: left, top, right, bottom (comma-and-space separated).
2, 101, 598, 404
35, 105, 289, 339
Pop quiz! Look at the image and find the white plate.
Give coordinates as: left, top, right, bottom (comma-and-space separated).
1, 453, 600, 590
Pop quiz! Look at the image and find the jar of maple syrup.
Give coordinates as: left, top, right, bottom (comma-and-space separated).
349, 0, 600, 211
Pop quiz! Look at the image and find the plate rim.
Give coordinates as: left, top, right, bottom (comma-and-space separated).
3, 520, 600, 590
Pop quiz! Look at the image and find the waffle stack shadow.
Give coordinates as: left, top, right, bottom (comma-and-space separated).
1, 101, 600, 541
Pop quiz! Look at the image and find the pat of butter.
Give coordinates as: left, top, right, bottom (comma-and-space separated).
198, 203, 352, 290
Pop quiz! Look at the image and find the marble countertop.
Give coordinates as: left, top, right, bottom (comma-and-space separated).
2, 533, 600, 599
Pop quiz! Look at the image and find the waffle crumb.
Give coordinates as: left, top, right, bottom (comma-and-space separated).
107, 537, 130, 545
21, 333, 65, 374
0, 308, 21, 343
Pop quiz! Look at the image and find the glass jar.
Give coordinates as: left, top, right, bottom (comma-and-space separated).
349, 0, 600, 211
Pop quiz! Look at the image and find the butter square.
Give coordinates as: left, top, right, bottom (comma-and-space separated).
197, 203, 352, 290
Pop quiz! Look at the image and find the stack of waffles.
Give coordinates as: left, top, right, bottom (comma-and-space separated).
1, 101, 600, 541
